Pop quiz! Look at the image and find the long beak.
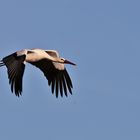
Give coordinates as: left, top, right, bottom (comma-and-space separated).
64, 60, 76, 66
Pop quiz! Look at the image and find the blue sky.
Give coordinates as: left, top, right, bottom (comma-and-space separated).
0, 0, 140, 140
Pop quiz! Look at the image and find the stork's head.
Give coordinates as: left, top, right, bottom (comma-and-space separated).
59, 58, 76, 66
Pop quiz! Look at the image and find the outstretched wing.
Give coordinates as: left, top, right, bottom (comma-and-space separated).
30, 59, 73, 97
2, 53, 26, 96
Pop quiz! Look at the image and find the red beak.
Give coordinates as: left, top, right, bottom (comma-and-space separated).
64, 60, 76, 65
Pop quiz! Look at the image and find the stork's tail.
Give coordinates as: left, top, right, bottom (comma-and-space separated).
0, 60, 4, 67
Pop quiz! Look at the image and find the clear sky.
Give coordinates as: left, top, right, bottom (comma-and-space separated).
0, 0, 140, 140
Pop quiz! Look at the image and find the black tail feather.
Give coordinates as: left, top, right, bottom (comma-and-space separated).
0, 60, 5, 67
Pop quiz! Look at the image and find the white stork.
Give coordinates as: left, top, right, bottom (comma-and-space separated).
0, 48, 76, 97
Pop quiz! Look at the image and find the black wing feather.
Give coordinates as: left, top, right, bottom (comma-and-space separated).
2, 53, 26, 96
30, 59, 73, 97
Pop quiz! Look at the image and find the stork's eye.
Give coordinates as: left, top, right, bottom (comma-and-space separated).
60, 58, 65, 61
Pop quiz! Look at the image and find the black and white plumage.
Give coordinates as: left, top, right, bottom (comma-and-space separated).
0, 48, 76, 97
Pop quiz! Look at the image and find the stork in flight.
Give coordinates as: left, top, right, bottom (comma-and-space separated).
0, 48, 76, 97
